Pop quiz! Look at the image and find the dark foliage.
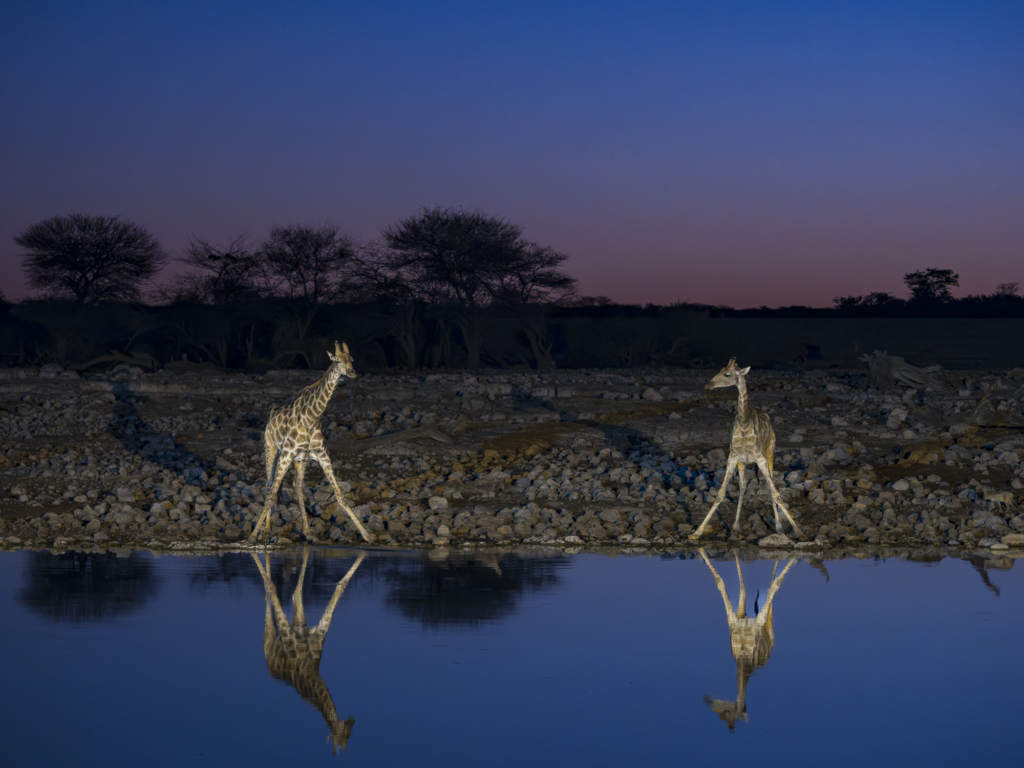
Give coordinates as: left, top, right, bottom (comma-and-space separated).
17, 551, 160, 622
15, 214, 167, 303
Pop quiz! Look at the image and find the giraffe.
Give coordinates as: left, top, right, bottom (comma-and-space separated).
698, 548, 795, 731
248, 341, 373, 543
689, 359, 804, 540
251, 548, 366, 754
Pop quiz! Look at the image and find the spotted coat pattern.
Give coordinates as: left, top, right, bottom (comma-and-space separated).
248, 341, 373, 543
690, 358, 804, 539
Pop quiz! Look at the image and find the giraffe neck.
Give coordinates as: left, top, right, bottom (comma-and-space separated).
300, 366, 342, 420
735, 376, 753, 422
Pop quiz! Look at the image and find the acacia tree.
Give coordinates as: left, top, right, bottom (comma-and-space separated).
259, 224, 356, 366
489, 242, 575, 369
382, 206, 564, 369
904, 268, 959, 302
157, 236, 268, 305
261, 224, 354, 305
347, 243, 426, 369
15, 214, 167, 302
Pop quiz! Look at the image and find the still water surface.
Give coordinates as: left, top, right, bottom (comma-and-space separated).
0, 546, 1021, 767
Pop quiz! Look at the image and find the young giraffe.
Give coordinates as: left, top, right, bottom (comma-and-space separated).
248, 341, 373, 543
698, 548, 795, 731
690, 359, 804, 540
251, 548, 365, 754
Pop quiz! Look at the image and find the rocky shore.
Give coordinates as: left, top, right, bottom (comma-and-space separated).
2, 362, 1024, 559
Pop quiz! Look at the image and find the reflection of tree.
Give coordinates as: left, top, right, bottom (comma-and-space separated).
186, 552, 263, 594
187, 548, 569, 631
253, 548, 364, 754
17, 551, 160, 622
698, 549, 794, 731
384, 551, 568, 629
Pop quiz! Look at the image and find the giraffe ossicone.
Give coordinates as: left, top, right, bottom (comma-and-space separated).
689, 358, 804, 540
248, 340, 374, 543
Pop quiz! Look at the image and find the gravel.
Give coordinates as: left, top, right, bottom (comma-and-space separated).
1, 363, 1024, 562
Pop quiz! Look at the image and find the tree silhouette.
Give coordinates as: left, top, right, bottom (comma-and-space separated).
995, 282, 1019, 297
17, 551, 160, 622
261, 224, 354, 305
160, 236, 268, 305
904, 268, 959, 302
381, 206, 574, 368
15, 214, 167, 303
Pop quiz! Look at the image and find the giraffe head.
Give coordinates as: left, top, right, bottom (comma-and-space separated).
703, 695, 748, 732
327, 341, 357, 380
329, 717, 355, 754
705, 358, 749, 390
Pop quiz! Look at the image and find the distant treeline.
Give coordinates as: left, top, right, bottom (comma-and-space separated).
4, 297, 1024, 373
7, 210, 1023, 370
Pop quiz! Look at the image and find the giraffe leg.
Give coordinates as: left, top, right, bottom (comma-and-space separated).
316, 552, 366, 633
293, 455, 311, 538
311, 449, 374, 543
697, 548, 738, 622
689, 456, 739, 539
734, 551, 747, 618
755, 456, 804, 539
248, 452, 291, 544
731, 461, 747, 537
293, 546, 309, 627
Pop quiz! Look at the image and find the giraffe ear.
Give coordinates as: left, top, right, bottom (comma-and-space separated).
740, 366, 750, 375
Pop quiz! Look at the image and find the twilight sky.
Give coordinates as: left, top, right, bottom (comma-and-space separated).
1, 1, 1022, 307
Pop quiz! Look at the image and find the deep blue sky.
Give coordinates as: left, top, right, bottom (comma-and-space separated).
2, 1, 1022, 307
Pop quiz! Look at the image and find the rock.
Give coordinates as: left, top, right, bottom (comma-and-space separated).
641, 387, 663, 402
115, 487, 135, 502
431, 537, 450, 547
892, 479, 910, 492
758, 534, 794, 548
562, 535, 583, 544
990, 542, 1010, 551
1001, 533, 1024, 547
428, 496, 449, 511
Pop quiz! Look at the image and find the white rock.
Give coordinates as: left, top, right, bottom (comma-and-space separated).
428, 496, 449, 510
758, 534, 794, 548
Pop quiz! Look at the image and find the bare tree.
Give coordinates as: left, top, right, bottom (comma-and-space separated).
15, 214, 167, 303
155, 236, 268, 305
261, 224, 354, 305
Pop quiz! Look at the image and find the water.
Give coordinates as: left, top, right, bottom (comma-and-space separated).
0, 546, 1020, 767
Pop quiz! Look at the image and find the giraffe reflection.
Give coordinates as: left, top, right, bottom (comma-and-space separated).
699, 549, 795, 731
251, 548, 365, 754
